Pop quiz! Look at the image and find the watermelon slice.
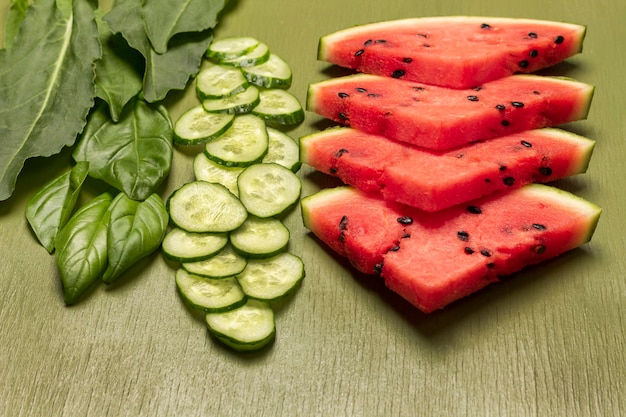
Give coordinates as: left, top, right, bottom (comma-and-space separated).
307, 73, 594, 150
300, 127, 595, 212
318, 16, 586, 89
301, 184, 601, 313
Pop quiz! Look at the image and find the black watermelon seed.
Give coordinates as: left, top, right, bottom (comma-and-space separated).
355, 49, 365, 56
528, 32, 538, 38
403, 57, 413, 63
480, 249, 492, 257
495, 104, 506, 111
338, 92, 349, 98
355, 87, 367, 93
389, 245, 400, 252
532, 223, 547, 230
555, 35, 565, 44
373, 263, 383, 275
473, 86, 483, 91
511, 101, 525, 108
467, 205, 482, 214
335, 148, 349, 157
412, 86, 426, 91
499, 165, 507, 171
329, 167, 337, 174
530, 49, 539, 58
375, 39, 387, 44
533, 90, 541, 95
338, 232, 345, 243
485, 178, 491, 183
534, 245, 546, 254
422, 43, 431, 48
417, 33, 429, 38
397, 216, 413, 225
338, 112, 348, 121
391, 69, 406, 78
521, 140, 532, 147
457, 231, 470, 242
501, 120, 511, 127
503, 176, 515, 186
367, 93, 380, 98
364, 39, 373, 46
464, 247, 475, 255
339, 215, 348, 230
402, 232, 411, 239
519, 60, 530, 68
467, 95, 479, 102
481, 23, 492, 29
539, 166, 553, 176
457, 153, 464, 158
487, 262, 495, 268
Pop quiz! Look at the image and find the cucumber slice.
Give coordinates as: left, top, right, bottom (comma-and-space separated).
167, 181, 248, 233
236, 252, 304, 301
205, 299, 275, 352
204, 114, 269, 167
262, 127, 302, 172
193, 153, 244, 197
176, 269, 247, 313
242, 53, 293, 89
206, 37, 260, 61
237, 163, 302, 218
162, 227, 228, 263
174, 105, 234, 145
202, 85, 260, 114
229, 215, 290, 258
221, 42, 270, 67
196, 63, 249, 100
252, 89, 304, 126
183, 244, 248, 278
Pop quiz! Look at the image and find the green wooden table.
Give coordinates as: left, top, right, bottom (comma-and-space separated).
1, 1, 624, 416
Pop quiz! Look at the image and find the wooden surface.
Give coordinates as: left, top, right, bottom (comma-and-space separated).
1, 0, 625, 416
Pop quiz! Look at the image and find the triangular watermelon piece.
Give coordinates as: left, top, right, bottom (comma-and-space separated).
307, 73, 594, 150
318, 16, 586, 89
300, 127, 595, 212
301, 184, 601, 313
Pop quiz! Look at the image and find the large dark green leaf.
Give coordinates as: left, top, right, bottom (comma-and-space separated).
0, 0, 100, 201
25, 161, 90, 253
94, 11, 143, 122
55, 191, 114, 305
104, 0, 214, 102
141, 0, 227, 54
72, 98, 173, 201
102, 193, 168, 284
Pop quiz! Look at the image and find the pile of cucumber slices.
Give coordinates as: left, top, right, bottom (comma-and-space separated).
163, 37, 305, 352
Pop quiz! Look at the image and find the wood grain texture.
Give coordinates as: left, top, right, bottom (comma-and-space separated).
1, 0, 625, 416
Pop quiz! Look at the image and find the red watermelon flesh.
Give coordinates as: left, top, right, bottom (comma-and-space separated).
300, 127, 595, 212
318, 16, 586, 89
307, 73, 594, 150
301, 185, 601, 313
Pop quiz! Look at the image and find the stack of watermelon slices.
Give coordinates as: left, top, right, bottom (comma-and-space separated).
300, 16, 602, 313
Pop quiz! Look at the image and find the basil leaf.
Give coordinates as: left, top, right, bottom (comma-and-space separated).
25, 161, 90, 253
104, 0, 215, 102
102, 193, 168, 284
94, 11, 143, 122
55, 191, 114, 305
141, 0, 227, 54
73, 98, 173, 201
3, 0, 30, 48
0, 0, 100, 201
